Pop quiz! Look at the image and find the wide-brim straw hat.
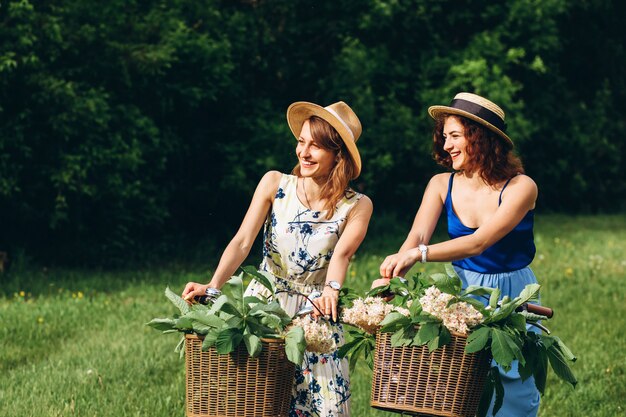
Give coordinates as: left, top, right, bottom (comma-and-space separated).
287, 101, 362, 177
428, 92, 512, 146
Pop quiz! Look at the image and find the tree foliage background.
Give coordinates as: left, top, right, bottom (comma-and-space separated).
0, 0, 624, 265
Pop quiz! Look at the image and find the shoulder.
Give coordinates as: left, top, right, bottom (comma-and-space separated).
507, 174, 538, 196
355, 194, 373, 211
425, 172, 453, 197
259, 170, 283, 187
430, 172, 453, 187
502, 174, 538, 207
257, 171, 285, 198
347, 194, 373, 220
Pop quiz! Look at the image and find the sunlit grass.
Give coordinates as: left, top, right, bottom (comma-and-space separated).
1, 214, 624, 416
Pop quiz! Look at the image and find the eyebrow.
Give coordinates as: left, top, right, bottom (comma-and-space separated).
443, 130, 463, 135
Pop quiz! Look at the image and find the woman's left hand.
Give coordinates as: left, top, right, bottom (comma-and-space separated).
312, 287, 339, 322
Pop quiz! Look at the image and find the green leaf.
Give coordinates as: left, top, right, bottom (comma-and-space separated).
508, 313, 527, 332
260, 314, 282, 329
465, 326, 491, 353
483, 302, 517, 325
429, 272, 461, 294
413, 322, 439, 346
476, 366, 495, 417
546, 344, 578, 387
186, 310, 226, 328
165, 286, 190, 315
221, 274, 245, 313
241, 266, 275, 294
427, 335, 441, 352
146, 318, 176, 332
285, 326, 306, 365
444, 263, 458, 279
243, 331, 262, 357
492, 367, 505, 415
366, 283, 390, 297
463, 285, 495, 298
553, 336, 577, 362
517, 284, 541, 305
534, 347, 549, 394
503, 330, 525, 367
250, 301, 291, 326
348, 342, 365, 372
219, 300, 244, 318
215, 328, 243, 354
174, 316, 194, 331
175, 336, 186, 359
201, 330, 219, 351
388, 276, 410, 295
440, 326, 451, 345
488, 288, 501, 310
337, 337, 360, 359
519, 334, 543, 387
379, 311, 410, 331
245, 318, 276, 337
390, 324, 415, 347
192, 322, 213, 335
490, 328, 516, 371
225, 316, 243, 329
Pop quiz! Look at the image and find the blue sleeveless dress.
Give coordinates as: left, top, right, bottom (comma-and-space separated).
445, 173, 541, 417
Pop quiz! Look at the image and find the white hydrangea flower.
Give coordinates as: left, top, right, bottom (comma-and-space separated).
419, 287, 483, 335
341, 297, 409, 334
291, 316, 337, 354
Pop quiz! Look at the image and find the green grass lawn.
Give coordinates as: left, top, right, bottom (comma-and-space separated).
1, 214, 625, 417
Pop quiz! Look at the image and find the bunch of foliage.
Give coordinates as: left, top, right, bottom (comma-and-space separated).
1, 0, 624, 265
148, 268, 306, 365
340, 265, 577, 417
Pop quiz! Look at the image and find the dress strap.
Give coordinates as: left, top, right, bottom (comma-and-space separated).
447, 172, 455, 197
498, 177, 514, 205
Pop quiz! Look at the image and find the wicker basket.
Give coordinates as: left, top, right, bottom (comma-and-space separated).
371, 331, 491, 417
185, 334, 295, 417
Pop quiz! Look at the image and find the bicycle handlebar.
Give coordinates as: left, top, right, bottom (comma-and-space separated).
518, 303, 554, 318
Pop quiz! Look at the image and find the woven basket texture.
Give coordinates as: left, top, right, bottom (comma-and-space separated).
371, 331, 491, 417
185, 334, 295, 417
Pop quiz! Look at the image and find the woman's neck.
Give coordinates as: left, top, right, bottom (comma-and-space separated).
457, 170, 503, 191
301, 176, 327, 210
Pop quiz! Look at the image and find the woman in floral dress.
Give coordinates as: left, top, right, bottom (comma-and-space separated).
182, 101, 373, 416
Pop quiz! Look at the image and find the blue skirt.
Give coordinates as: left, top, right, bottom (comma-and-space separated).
454, 266, 541, 417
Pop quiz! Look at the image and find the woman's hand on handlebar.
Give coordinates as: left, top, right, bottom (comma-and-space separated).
181, 282, 210, 304
312, 287, 339, 323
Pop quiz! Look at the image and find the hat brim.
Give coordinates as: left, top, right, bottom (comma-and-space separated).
428, 105, 513, 146
287, 102, 361, 178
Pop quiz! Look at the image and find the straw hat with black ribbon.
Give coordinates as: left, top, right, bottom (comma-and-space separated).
428, 92, 512, 146
287, 101, 362, 178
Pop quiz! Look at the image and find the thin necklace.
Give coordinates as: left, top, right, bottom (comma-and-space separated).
302, 177, 313, 210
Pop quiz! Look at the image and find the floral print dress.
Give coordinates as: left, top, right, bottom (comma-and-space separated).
245, 173, 363, 417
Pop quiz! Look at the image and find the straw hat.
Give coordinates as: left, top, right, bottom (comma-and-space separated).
287, 101, 362, 177
428, 92, 512, 145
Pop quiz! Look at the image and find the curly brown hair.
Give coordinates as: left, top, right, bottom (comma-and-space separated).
292, 116, 357, 218
432, 114, 524, 185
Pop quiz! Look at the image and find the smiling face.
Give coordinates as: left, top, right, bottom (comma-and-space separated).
442, 116, 469, 171
296, 120, 337, 179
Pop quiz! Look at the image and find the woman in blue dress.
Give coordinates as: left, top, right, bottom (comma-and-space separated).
182, 100, 373, 416
374, 92, 541, 416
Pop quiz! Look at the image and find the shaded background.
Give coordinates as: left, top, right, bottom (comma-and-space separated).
0, 0, 624, 266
